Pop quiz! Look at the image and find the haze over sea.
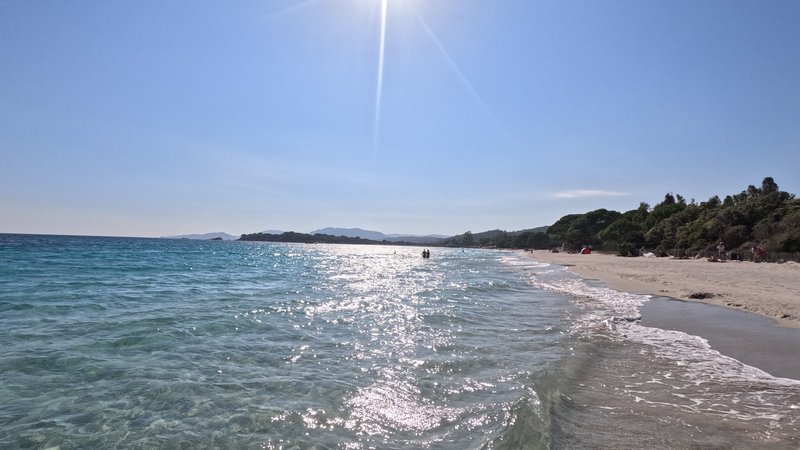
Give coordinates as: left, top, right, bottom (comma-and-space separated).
1, 234, 798, 448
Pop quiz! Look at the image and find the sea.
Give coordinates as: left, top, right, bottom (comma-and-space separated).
1, 234, 798, 449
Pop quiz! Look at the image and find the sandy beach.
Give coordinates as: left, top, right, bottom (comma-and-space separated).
527, 250, 800, 329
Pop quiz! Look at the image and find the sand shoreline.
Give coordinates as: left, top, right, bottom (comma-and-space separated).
525, 250, 800, 329
639, 297, 800, 380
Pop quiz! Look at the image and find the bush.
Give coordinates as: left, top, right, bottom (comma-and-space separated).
617, 242, 639, 257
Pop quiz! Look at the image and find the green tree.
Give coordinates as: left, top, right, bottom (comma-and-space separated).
544, 177, 797, 254
597, 219, 645, 250
548, 209, 621, 250
513, 231, 552, 249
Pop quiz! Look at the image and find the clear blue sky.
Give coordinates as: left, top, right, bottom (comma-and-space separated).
2, 0, 799, 237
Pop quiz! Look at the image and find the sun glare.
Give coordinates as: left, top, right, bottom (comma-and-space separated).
370, 0, 419, 150
368, 0, 491, 153
373, 0, 388, 154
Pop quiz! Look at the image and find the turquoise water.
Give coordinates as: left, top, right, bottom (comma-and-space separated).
1, 234, 798, 449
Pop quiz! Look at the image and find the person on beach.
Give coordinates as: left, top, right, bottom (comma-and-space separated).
716, 241, 726, 260
752, 244, 764, 263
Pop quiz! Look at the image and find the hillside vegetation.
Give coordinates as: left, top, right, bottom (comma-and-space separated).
449, 177, 799, 255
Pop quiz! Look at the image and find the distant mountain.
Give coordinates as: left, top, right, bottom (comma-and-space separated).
310, 227, 451, 244
385, 233, 450, 239
311, 227, 386, 241
163, 232, 238, 241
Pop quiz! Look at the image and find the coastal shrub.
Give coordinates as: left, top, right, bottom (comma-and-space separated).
547, 178, 798, 254
597, 219, 645, 248
548, 209, 621, 250
720, 224, 749, 250
617, 242, 639, 257
513, 231, 552, 249
401, 177, 799, 253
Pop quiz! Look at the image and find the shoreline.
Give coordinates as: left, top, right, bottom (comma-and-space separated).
526, 250, 800, 329
525, 250, 800, 380
639, 297, 800, 380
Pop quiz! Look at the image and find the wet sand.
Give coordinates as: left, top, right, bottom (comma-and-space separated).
526, 250, 800, 380
640, 297, 800, 380
527, 250, 800, 328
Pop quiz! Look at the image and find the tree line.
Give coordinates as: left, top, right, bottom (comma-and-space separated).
445, 177, 799, 255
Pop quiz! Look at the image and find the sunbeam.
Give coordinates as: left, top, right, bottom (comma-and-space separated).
410, 5, 514, 143
373, 0, 389, 154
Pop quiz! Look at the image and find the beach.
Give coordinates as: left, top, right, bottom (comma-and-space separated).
527, 250, 800, 329
527, 249, 800, 381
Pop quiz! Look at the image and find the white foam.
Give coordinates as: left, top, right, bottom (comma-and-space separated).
522, 265, 800, 438
524, 261, 800, 385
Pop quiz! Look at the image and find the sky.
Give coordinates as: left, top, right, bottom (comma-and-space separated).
1, 0, 799, 238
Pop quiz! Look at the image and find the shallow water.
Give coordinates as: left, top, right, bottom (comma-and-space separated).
525, 260, 800, 448
1, 235, 798, 448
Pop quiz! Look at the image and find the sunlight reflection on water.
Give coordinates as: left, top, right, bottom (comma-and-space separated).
0, 237, 570, 448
